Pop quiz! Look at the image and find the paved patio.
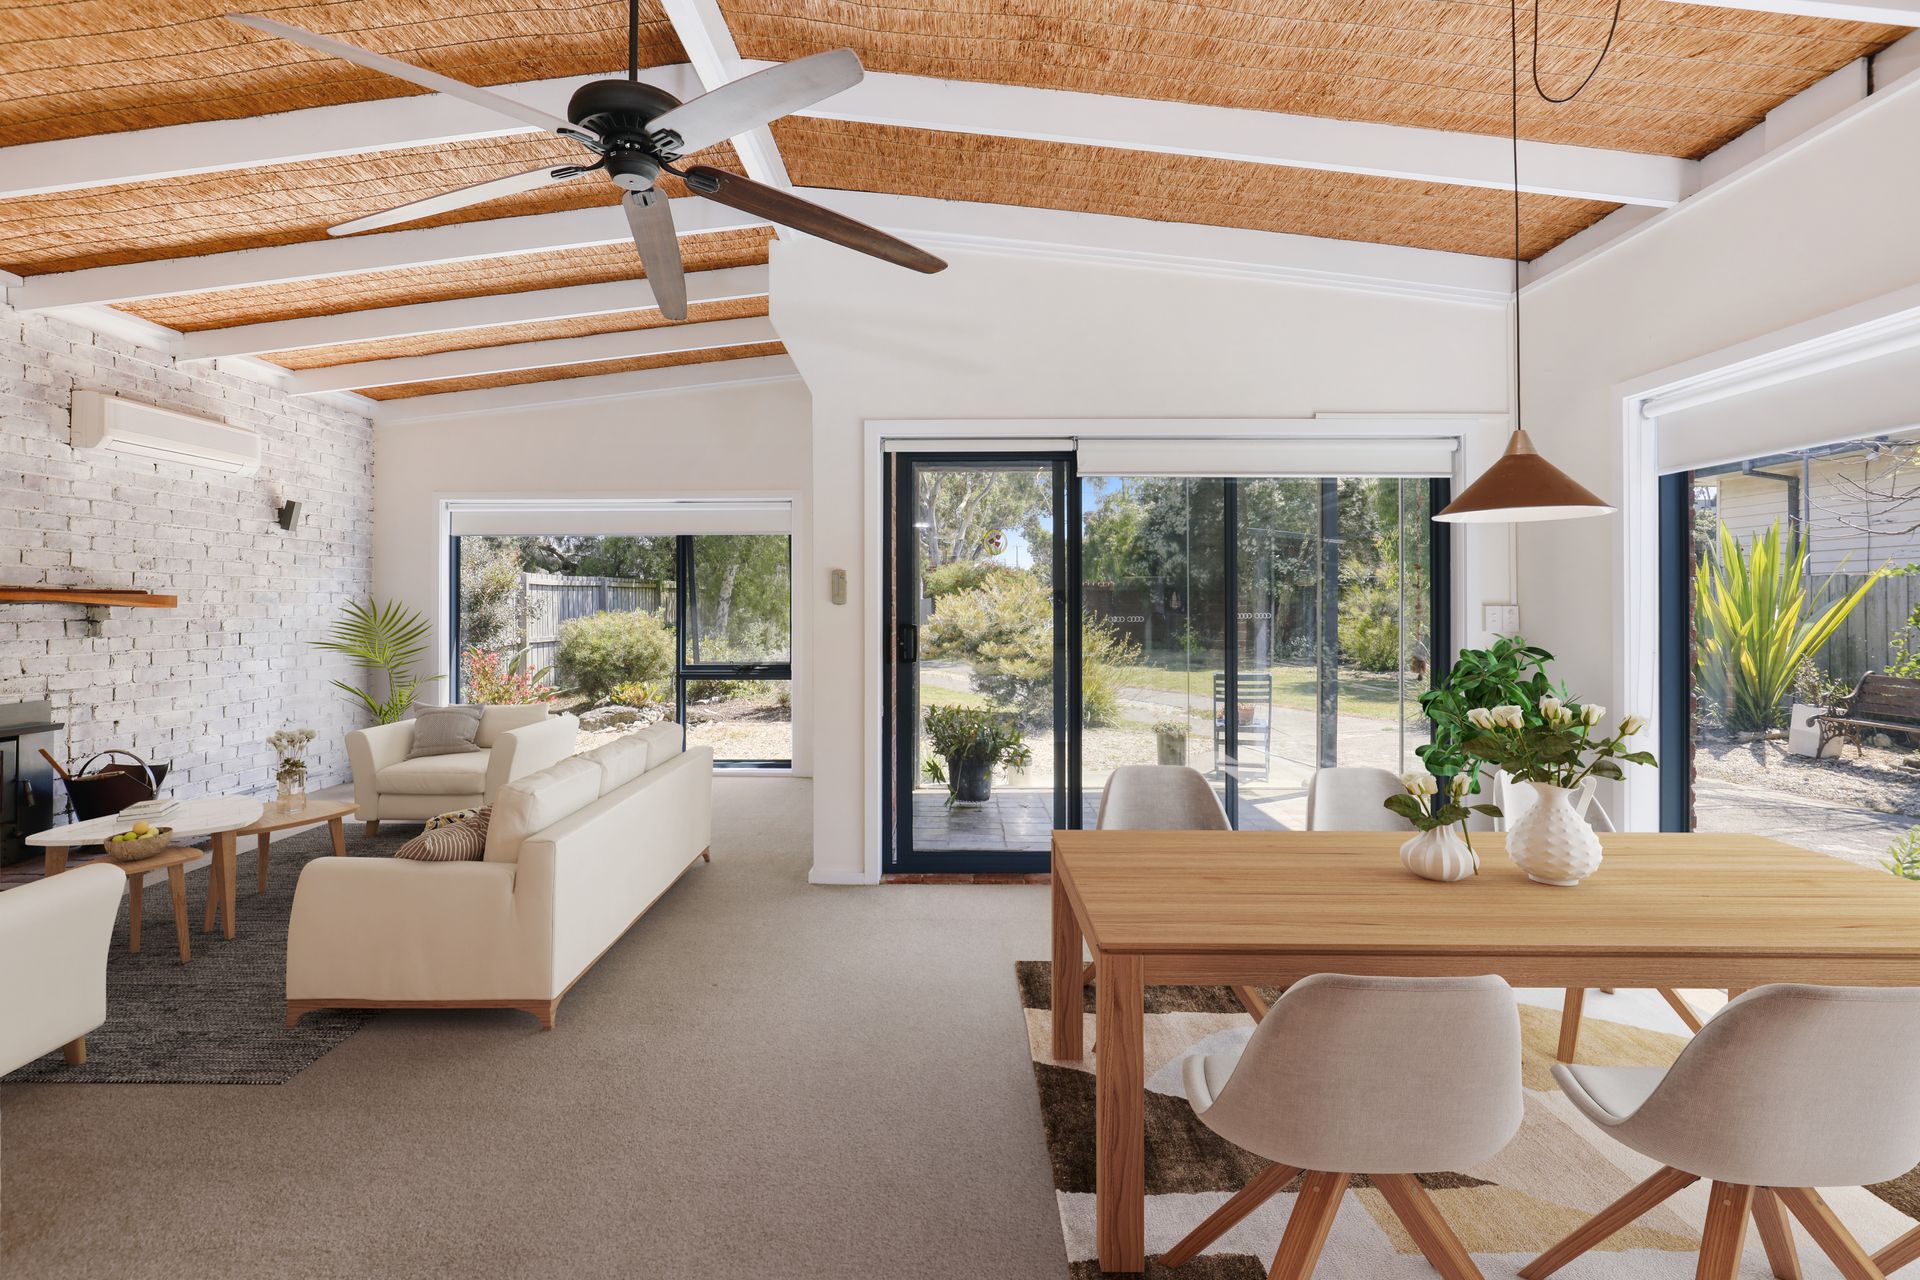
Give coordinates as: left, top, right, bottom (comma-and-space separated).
908, 779, 1308, 852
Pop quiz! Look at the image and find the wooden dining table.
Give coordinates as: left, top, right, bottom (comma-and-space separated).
1049, 829, 1920, 1275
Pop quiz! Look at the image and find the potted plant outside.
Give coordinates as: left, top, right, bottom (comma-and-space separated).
1153, 718, 1189, 766
922, 706, 1032, 806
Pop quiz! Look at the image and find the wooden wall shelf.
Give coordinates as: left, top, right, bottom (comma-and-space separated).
0, 587, 178, 608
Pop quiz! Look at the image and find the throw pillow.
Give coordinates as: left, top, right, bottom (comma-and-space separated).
395, 808, 490, 862
425, 807, 480, 831
408, 705, 485, 757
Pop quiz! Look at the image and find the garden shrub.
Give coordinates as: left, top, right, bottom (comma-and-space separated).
555, 609, 674, 704
1338, 584, 1404, 672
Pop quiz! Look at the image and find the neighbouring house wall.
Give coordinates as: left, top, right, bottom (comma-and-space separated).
1514, 77, 1920, 822
1713, 458, 1920, 578
370, 377, 814, 770
0, 305, 374, 804
771, 241, 1511, 881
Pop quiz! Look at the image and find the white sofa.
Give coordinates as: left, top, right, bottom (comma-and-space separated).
287, 724, 711, 1030
346, 705, 579, 833
0, 863, 123, 1072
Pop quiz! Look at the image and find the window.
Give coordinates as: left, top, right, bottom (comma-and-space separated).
451, 526, 793, 767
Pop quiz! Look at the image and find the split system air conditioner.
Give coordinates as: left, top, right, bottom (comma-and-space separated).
71, 390, 262, 475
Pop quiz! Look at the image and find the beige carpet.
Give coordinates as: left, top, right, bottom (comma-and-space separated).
1017, 964, 1920, 1279
0, 779, 1068, 1280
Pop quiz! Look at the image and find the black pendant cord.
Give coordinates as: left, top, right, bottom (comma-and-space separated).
628, 0, 640, 81
1511, 0, 1622, 432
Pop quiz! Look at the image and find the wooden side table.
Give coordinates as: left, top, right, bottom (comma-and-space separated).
233, 796, 358, 893
104, 847, 198, 964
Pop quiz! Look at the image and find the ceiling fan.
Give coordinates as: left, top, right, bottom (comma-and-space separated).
227, 6, 947, 320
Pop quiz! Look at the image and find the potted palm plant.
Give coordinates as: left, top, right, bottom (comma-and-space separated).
922, 706, 1032, 806
313, 599, 441, 724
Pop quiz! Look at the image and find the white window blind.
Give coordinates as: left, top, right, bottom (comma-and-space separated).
446, 499, 792, 537
1073, 437, 1456, 478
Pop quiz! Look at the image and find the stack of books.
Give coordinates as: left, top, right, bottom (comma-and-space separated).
119, 797, 180, 824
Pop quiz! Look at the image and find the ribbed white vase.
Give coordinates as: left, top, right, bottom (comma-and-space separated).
1505, 781, 1603, 886
1400, 825, 1479, 883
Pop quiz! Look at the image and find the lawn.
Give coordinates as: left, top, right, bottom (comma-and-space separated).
1108, 662, 1410, 721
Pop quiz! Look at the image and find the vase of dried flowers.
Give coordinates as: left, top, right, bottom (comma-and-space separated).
269, 726, 316, 812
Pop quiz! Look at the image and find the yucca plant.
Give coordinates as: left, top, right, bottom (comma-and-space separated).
313, 599, 442, 724
1694, 521, 1883, 733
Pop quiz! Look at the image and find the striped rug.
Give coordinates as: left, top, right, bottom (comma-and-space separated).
1015, 963, 1920, 1279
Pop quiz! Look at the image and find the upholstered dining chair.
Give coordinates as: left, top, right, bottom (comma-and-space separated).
1086, 766, 1272, 1019
1166, 973, 1523, 1279
1522, 984, 1920, 1280
1547, 798, 1712, 1062
1304, 765, 1406, 832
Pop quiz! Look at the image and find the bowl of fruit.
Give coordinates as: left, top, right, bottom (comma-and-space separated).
104, 822, 172, 862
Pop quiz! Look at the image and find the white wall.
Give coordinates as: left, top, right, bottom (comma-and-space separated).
371, 377, 814, 769
771, 241, 1512, 880
1515, 76, 1920, 822
0, 305, 373, 806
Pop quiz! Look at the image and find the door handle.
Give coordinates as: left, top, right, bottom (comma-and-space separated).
897, 624, 919, 663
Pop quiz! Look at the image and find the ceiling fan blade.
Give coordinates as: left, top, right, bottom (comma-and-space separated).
228, 14, 596, 143
329, 166, 581, 237
624, 191, 688, 320
685, 166, 946, 274
647, 49, 862, 157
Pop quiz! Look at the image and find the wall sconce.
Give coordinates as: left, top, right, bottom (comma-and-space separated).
275, 499, 302, 531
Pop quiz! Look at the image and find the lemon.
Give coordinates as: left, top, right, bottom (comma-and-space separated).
131, 822, 152, 836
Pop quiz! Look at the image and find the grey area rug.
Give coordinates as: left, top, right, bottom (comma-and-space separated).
5, 824, 408, 1085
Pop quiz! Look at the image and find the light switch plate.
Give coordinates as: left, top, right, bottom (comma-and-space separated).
1483, 603, 1521, 635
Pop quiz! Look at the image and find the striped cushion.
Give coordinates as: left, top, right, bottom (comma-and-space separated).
395, 809, 490, 862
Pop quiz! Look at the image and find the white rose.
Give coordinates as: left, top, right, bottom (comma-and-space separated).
1465, 707, 1495, 730
1539, 696, 1562, 719
1580, 703, 1606, 726
1447, 773, 1471, 798
1545, 703, 1574, 728
1492, 704, 1526, 730
1620, 713, 1647, 736
1402, 772, 1438, 797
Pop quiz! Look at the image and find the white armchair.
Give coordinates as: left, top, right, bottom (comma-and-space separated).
347, 706, 579, 833
0, 863, 123, 1071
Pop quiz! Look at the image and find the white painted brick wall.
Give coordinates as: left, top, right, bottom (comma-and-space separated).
0, 304, 375, 812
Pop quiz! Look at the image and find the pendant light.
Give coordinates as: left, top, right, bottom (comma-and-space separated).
1436, 0, 1618, 524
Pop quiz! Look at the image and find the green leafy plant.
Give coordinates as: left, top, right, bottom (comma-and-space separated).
1415, 635, 1564, 786
1338, 584, 1405, 672
1695, 521, 1884, 733
1886, 828, 1920, 880
1384, 773, 1501, 873
555, 609, 674, 705
607, 679, 666, 709
920, 705, 1031, 804
1791, 656, 1853, 710
1462, 700, 1655, 789
313, 599, 442, 724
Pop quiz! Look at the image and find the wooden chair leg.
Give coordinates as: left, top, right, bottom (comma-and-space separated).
1520, 1166, 1700, 1279
1697, 1183, 1755, 1280
1556, 987, 1586, 1063
1162, 1161, 1301, 1268
61, 1036, 86, 1066
1658, 987, 1705, 1033
127, 870, 143, 953
1373, 1173, 1482, 1280
1773, 1187, 1888, 1280
1875, 1224, 1920, 1275
1232, 985, 1270, 1022
1267, 1170, 1347, 1280
1752, 1187, 1802, 1280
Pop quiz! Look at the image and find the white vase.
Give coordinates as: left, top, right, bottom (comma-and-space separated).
1505, 780, 1603, 886
1400, 825, 1479, 883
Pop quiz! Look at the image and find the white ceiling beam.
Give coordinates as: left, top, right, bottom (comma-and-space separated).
176, 264, 770, 360
10, 201, 766, 311
369, 353, 800, 423
806, 189, 1513, 304
1669, 0, 1920, 23
0, 67, 705, 201
284, 315, 779, 395
658, 0, 793, 189
757, 64, 1693, 207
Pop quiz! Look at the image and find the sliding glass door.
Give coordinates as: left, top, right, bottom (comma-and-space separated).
885, 451, 1447, 872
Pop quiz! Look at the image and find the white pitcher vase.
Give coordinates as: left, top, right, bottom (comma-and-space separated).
1505, 780, 1603, 886
1399, 825, 1479, 883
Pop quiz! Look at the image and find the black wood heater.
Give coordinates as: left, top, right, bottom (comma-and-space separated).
1, 700, 63, 866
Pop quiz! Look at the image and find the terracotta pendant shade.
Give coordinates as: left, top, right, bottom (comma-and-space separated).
1435, 428, 1615, 523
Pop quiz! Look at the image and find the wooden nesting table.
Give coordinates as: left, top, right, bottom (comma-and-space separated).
1050, 830, 1920, 1275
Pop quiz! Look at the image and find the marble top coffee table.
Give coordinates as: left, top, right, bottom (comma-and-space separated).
29, 795, 264, 942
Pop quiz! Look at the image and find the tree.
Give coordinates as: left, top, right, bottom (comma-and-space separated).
691, 535, 791, 659
917, 470, 1051, 570
456, 536, 525, 656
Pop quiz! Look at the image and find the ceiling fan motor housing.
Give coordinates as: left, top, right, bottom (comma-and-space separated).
568, 79, 685, 156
